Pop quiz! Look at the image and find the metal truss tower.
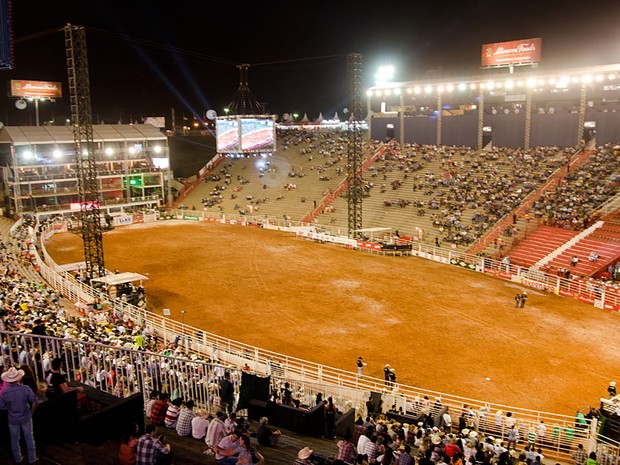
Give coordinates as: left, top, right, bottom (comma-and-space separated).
229, 64, 264, 115
346, 53, 363, 238
64, 24, 106, 279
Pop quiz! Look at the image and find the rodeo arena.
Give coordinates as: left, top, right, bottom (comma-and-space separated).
0, 32, 620, 465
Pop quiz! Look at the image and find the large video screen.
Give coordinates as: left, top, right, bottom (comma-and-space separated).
216, 115, 276, 154
240, 117, 275, 152
216, 118, 240, 152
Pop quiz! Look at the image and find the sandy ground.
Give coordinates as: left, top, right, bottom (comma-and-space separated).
44, 221, 620, 415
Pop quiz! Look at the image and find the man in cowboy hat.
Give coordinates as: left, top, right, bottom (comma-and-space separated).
0, 366, 38, 464
295, 447, 314, 465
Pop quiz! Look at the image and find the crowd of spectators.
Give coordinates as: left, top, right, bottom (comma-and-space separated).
529, 145, 620, 230
367, 143, 574, 246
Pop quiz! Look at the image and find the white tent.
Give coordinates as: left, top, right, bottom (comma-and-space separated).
90, 272, 149, 286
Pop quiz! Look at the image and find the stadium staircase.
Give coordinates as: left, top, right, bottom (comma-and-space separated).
509, 226, 580, 268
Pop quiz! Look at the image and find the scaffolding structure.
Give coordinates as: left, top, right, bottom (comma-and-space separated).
228, 64, 264, 115
64, 24, 106, 279
346, 53, 363, 238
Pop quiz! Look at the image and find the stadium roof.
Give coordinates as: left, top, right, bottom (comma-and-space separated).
367, 63, 620, 94
0, 124, 166, 146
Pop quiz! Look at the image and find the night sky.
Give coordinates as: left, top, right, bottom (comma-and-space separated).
2, 0, 620, 125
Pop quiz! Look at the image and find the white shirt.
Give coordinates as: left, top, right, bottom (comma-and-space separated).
537, 423, 546, 437
357, 434, 370, 454
192, 416, 209, 439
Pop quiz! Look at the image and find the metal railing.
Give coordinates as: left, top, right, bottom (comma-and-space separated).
24, 217, 620, 461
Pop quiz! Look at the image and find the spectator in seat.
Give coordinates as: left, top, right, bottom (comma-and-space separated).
215, 429, 242, 465
206, 411, 228, 449
257, 416, 281, 447
192, 409, 210, 440
150, 392, 169, 426
136, 424, 171, 465
176, 399, 196, 437
165, 397, 183, 428
145, 390, 159, 418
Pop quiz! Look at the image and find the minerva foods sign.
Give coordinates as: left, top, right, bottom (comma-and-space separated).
481, 38, 542, 67
9, 80, 63, 99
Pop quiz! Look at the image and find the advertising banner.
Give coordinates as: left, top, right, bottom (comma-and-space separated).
481, 38, 542, 67
10, 80, 63, 98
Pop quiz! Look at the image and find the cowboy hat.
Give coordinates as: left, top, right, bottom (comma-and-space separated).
298, 447, 313, 460
2, 367, 25, 383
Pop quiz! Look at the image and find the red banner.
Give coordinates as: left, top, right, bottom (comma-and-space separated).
481, 38, 542, 67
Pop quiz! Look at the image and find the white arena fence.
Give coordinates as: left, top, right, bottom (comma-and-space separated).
22, 217, 619, 462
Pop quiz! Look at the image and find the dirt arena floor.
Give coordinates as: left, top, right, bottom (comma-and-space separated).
44, 221, 620, 415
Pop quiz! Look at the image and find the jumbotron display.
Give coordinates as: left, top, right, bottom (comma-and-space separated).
216, 115, 276, 154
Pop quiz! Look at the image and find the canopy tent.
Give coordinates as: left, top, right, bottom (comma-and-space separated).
58, 262, 87, 272
90, 272, 149, 286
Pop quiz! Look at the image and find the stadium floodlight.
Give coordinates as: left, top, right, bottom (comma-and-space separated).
224, 108, 230, 116
105, 147, 114, 156
153, 145, 163, 154
375, 65, 395, 85
53, 149, 62, 159
22, 150, 33, 160
128, 146, 137, 155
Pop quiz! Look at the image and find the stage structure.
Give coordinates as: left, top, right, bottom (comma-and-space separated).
346, 53, 363, 238
64, 24, 106, 279
228, 64, 265, 115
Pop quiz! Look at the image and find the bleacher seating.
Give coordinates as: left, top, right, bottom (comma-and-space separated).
544, 235, 620, 277
510, 226, 579, 268
315, 144, 572, 249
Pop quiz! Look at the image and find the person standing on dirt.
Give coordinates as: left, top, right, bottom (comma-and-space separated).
520, 291, 527, 308
514, 293, 521, 308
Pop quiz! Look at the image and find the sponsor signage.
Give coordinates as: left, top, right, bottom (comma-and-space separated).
10, 79, 63, 98
114, 216, 133, 226
481, 38, 542, 67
